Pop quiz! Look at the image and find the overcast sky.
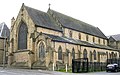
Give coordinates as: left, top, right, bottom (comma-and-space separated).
0, 0, 120, 36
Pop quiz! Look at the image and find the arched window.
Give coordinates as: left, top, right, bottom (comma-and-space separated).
79, 33, 81, 40
90, 51, 92, 62
98, 38, 100, 44
78, 50, 81, 58
86, 35, 88, 41
83, 49, 87, 58
111, 52, 114, 59
106, 52, 108, 59
93, 50, 96, 60
109, 53, 111, 59
93, 37, 95, 43
39, 42, 45, 59
115, 53, 117, 58
103, 40, 105, 45
69, 31, 72, 38
18, 21, 28, 50
72, 48, 75, 59
58, 46, 62, 60
66, 49, 69, 56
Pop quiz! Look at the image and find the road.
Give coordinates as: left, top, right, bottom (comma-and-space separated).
0, 67, 120, 75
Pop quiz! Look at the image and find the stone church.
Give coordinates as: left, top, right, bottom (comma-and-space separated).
108, 34, 120, 57
8, 3, 119, 70
0, 22, 10, 64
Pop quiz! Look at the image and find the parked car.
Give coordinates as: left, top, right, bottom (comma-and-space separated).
106, 63, 119, 72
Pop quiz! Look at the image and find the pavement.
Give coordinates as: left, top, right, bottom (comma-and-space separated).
0, 67, 120, 75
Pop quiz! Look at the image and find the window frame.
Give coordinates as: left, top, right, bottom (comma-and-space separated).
93, 50, 96, 60
18, 21, 28, 50
69, 30, 72, 38
58, 46, 62, 60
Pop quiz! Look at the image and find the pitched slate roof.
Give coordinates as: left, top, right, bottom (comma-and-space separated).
43, 33, 116, 51
24, 5, 62, 32
108, 34, 120, 41
0, 22, 10, 38
24, 4, 107, 39
48, 9, 107, 39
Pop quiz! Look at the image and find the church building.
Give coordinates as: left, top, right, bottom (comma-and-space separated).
8, 4, 119, 70
0, 22, 10, 64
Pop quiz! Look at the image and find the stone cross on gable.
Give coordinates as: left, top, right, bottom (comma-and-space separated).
49, 3, 51, 9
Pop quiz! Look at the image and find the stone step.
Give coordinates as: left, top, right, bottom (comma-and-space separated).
32, 66, 47, 70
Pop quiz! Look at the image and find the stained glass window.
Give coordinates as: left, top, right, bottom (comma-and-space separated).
106, 52, 108, 59
98, 38, 100, 44
93, 37, 95, 43
86, 35, 88, 41
79, 33, 81, 40
93, 50, 96, 60
66, 49, 69, 56
72, 48, 75, 59
18, 21, 28, 50
58, 46, 62, 60
69, 31, 72, 38
83, 49, 87, 58
90, 51, 92, 62
39, 42, 45, 59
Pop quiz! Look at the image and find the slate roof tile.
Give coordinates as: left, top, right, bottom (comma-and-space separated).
48, 9, 107, 39
109, 34, 120, 41
24, 5, 107, 39
24, 6, 62, 32
44, 33, 116, 50
0, 22, 10, 38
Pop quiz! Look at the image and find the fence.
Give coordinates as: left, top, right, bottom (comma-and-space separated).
88, 62, 106, 72
72, 58, 107, 73
107, 58, 120, 67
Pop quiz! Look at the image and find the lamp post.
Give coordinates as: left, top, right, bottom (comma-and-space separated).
3, 30, 6, 69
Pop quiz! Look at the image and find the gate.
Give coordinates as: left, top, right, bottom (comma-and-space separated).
72, 58, 88, 73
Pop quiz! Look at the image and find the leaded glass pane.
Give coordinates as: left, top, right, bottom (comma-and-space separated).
66, 49, 69, 56
83, 49, 87, 58
72, 48, 75, 59
39, 42, 45, 59
90, 51, 92, 62
18, 22, 27, 49
69, 31, 72, 38
93, 50, 96, 60
106, 52, 108, 59
58, 46, 62, 60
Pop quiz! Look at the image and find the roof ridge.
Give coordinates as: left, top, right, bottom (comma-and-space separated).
109, 34, 120, 41
49, 9, 107, 39
49, 9, 97, 28
24, 5, 46, 14
24, 5, 62, 32
111, 34, 120, 36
